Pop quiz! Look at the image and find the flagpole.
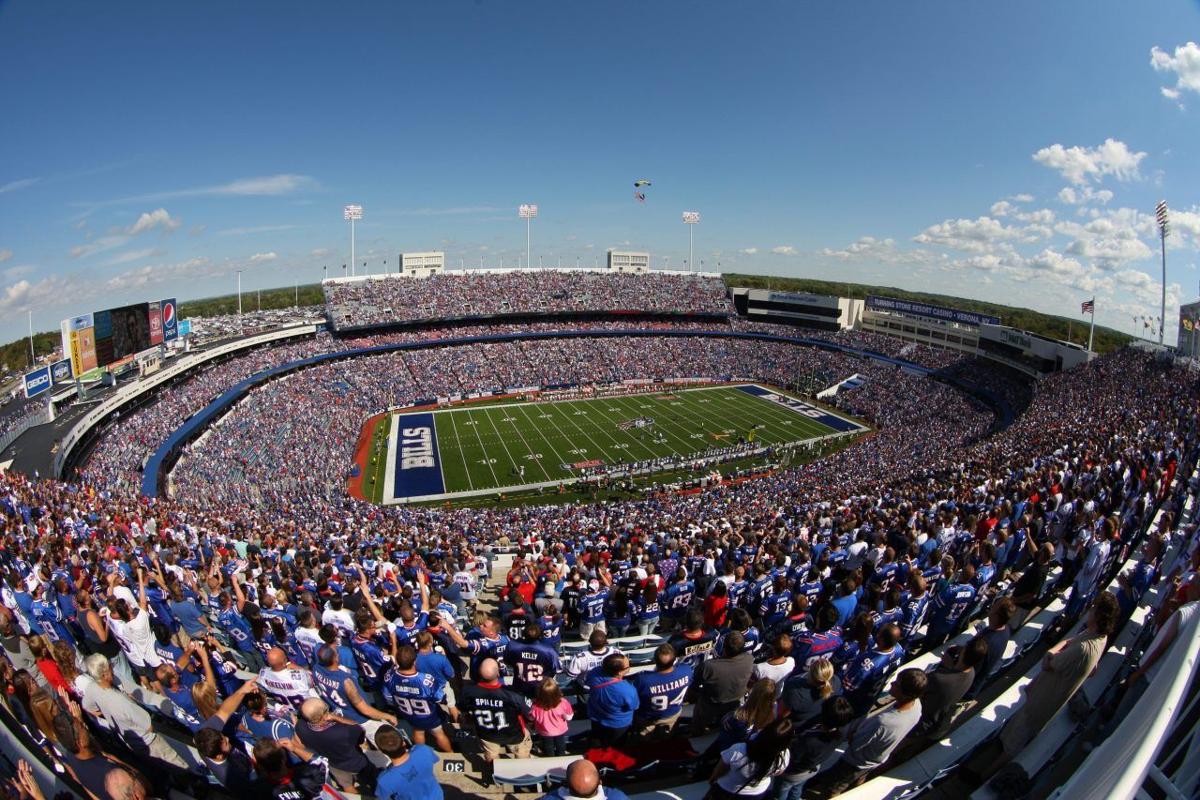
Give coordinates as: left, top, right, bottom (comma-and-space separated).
1087, 296, 1096, 353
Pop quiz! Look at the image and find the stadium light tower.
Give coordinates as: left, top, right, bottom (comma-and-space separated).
519, 204, 537, 270
682, 211, 701, 274
344, 204, 363, 277
236, 270, 243, 315
1157, 200, 1169, 345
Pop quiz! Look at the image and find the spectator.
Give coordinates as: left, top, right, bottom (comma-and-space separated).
585, 653, 639, 745
891, 637, 989, 763
775, 697, 855, 800
374, 724, 443, 800
965, 597, 1015, 700
802, 668, 928, 798
693, 631, 754, 734
782, 658, 841, 730
251, 738, 328, 800
630, 643, 694, 737
707, 717, 793, 798
80, 653, 186, 769
994, 592, 1119, 766
460, 658, 533, 777
295, 697, 379, 793
539, 758, 632, 800
530, 677, 574, 756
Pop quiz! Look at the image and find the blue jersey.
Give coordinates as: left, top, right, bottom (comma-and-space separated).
394, 614, 429, 648
791, 628, 843, 670
667, 630, 718, 669
217, 607, 255, 652
208, 650, 245, 697
351, 632, 395, 691
32, 598, 73, 644
313, 664, 369, 723
503, 641, 561, 697
661, 581, 695, 617
795, 580, 824, 607
630, 664, 694, 722
900, 593, 931, 639
634, 600, 660, 623
538, 614, 563, 648
758, 590, 791, 626
243, 713, 295, 742
382, 669, 445, 731
928, 582, 977, 632
162, 682, 204, 731
464, 632, 510, 681
727, 580, 749, 609
841, 645, 905, 697
870, 562, 901, 593
415, 651, 455, 690
580, 590, 609, 623
872, 606, 903, 633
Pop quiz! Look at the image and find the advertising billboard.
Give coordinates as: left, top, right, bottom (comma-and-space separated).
61, 313, 98, 377
160, 298, 178, 341
94, 303, 151, 367
865, 295, 1000, 327
50, 358, 73, 384
148, 300, 163, 345
178, 318, 191, 337
23, 366, 51, 399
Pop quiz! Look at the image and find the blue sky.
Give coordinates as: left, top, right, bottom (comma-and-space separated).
1, 0, 1199, 342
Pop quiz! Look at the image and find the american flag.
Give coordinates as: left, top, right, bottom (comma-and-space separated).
1081, 299, 1094, 314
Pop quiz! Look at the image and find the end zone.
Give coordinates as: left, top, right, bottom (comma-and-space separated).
382, 411, 446, 503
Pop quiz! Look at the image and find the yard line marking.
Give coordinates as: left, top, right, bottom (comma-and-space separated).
445, 411, 476, 491
514, 403, 571, 479
490, 404, 554, 482
548, 399, 622, 466
463, 407, 501, 486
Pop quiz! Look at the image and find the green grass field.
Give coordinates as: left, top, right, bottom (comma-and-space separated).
368, 383, 866, 505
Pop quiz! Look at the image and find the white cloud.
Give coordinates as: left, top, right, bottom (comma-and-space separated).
103, 247, 164, 267
89, 174, 317, 207
1010, 193, 1035, 203
311, 248, 332, 258
0, 249, 11, 263
70, 235, 129, 259
217, 224, 297, 237
1058, 186, 1114, 206
3, 265, 34, 281
0, 177, 40, 194
1032, 139, 1146, 186
249, 252, 278, 263
126, 208, 181, 236
770, 245, 797, 255
1151, 42, 1200, 104
0, 275, 76, 316
739, 247, 758, 255
821, 236, 897, 259
913, 216, 1022, 252
106, 257, 213, 291
990, 200, 1016, 217
1066, 231, 1153, 270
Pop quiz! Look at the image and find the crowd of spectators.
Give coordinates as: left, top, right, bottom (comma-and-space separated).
324, 271, 733, 328
0, 340, 1193, 800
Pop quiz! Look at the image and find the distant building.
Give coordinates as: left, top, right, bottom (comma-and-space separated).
399, 251, 445, 278
607, 250, 650, 273
1177, 300, 1200, 358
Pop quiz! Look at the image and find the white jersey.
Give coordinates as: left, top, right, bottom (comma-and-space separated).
294, 626, 324, 664
258, 665, 316, 710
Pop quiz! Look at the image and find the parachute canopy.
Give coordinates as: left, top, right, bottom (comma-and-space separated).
633, 179, 652, 187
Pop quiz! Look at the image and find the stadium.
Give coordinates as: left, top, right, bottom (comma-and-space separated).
2, 4, 1200, 800
0, 263, 1196, 800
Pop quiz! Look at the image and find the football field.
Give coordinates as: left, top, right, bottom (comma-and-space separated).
374, 383, 866, 504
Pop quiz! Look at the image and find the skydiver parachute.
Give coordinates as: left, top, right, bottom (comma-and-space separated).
633, 179, 651, 203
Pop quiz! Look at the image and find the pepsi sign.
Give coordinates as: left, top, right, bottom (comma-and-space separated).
160, 298, 178, 341
23, 366, 51, 399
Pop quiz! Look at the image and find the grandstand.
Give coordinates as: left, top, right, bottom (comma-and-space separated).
0, 267, 1196, 800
